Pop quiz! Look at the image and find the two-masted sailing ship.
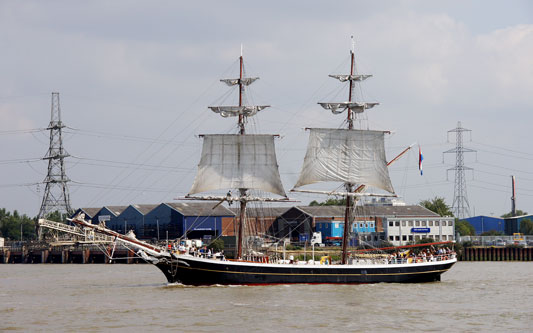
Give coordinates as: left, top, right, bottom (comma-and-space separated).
68, 43, 456, 285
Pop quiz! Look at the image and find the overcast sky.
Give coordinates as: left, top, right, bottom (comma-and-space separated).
1, 1, 532, 218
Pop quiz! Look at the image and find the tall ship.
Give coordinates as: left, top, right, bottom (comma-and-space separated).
67, 42, 456, 285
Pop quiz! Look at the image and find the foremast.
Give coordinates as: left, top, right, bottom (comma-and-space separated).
186, 47, 288, 260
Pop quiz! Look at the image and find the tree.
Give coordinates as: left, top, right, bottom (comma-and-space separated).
419, 197, 454, 217
309, 197, 346, 206
45, 210, 69, 223
519, 219, 533, 235
501, 210, 527, 218
416, 237, 435, 244
207, 239, 224, 252
0, 208, 37, 240
480, 230, 504, 236
455, 220, 475, 236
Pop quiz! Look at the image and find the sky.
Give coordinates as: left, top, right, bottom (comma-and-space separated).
1, 0, 532, 218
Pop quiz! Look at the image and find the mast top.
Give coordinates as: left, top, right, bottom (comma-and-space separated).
207, 48, 269, 131
318, 37, 378, 123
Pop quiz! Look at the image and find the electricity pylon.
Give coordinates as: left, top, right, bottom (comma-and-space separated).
37, 92, 73, 219
444, 121, 476, 219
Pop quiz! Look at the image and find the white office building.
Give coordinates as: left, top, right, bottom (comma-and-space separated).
385, 217, 455, 246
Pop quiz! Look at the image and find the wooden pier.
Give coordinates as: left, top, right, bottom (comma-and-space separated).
460, 247, 533, 261
1, 244, 144, 264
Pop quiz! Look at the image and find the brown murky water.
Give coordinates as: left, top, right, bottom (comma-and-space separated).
1, 262, 532, 332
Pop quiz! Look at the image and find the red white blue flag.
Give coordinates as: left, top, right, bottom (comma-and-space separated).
418, 146, 423, 176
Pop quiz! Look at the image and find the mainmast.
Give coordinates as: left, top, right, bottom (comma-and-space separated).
292, 37, 392, 265
237, 47, 246, 259
342, 38, 356, 265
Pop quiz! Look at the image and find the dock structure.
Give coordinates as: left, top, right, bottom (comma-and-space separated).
460, 246, 533, 261
1, 243, 145, 264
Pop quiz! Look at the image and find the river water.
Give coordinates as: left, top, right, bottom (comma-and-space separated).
1, 262, 532, 332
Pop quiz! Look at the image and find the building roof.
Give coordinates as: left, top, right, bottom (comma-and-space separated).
75, 207, 101, 218
101, 205, 128, 216
130, 204, 159, 215
230, 206, 291, 218
165, 202, 235, 217
292, 205, 440, 218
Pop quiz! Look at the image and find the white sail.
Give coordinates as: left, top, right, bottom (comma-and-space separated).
220, 77, 259, 86
328, 74, 373, 82
189, 134, 287, 197
318, 102, 379, 114
293, 128, 394, 193
208, 105, 270, 118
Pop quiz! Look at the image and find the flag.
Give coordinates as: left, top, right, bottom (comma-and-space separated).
418, 146, 424, 176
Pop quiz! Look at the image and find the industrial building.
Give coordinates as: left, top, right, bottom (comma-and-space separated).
144, 202, 234, 240
108, 204, 159, 238
70, 203, 456, 246
271, 204, 446, 246
71, 207, 101, 221
463, 216, 505, 235
504, 215, 533, 235
91, 206, 127, 225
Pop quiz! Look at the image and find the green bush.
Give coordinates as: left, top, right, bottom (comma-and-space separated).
285, 244, 302, 251
207, 239, 224, 252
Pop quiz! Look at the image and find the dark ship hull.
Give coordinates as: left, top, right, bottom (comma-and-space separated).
155, 255, 457, 285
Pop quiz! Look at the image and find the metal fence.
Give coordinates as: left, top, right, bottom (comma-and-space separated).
458, 235, 533, 246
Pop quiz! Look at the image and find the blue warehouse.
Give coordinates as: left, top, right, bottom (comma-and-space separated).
463, 216, 505, 235
143, 202, 235, 240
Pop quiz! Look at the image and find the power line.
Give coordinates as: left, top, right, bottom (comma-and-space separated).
472, 140, 533, 158
0, 128, 46, 135
0, 157, 42, 165
63, 127, 194, 146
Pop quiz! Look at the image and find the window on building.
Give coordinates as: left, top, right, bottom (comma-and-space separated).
370, 222, 374, 228
389, 221, 393, 227
435, 235, 440, 240
422, 221, 427, 227
442, 235, 447, 240
389, 236, 394, 241
395, 221, 400, 227
401, 221, 406, 227
402, 235, 407, 241
395, 236, 400, 241
408, 221, 413, 227
415, 235, 421, 240
448, 221, 453, 226
409, 235, 413, 241
415, 221, 420, 227
435, 221, 440, 226
428, 221, 433, 226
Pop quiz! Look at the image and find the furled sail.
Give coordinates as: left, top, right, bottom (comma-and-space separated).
328, 74, 373, 82
189, 134, 287, 197
293, 128, 394, 193
318, 102, 379, 114
220, 77, 259, 86
208, 105, 270, 118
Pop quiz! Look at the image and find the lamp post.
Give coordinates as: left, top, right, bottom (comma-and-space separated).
312, 242, 315, 265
